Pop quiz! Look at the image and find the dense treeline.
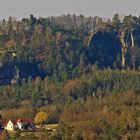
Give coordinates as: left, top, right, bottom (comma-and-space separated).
0, 14, 139, 85
0, 68, 139, 111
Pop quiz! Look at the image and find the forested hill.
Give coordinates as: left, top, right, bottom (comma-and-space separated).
0, 14, 140, 140
0, 14, 139, 85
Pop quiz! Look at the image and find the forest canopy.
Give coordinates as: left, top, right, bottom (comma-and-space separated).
0, 14, 139, 85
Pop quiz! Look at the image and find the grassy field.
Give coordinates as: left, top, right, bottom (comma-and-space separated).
7, 124, 59, 139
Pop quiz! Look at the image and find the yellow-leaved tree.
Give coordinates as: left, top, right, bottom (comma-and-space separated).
34, 111, 48, 126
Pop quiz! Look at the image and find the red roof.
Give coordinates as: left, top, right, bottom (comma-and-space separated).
17, 118, 33, 124
9, 120, 17, 125
0, 120, 8, 126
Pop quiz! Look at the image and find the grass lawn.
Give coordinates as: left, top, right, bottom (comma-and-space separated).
43, 124, 59, 129
7, 124, 59, 139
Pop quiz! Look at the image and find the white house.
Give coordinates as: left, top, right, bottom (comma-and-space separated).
5, 120, 17, 131
17, 119, 24, 130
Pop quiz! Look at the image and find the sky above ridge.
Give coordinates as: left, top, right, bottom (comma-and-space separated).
0, 0, 139, 19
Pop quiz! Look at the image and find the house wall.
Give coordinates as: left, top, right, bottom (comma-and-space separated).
5, 121, 14, 131
17, 122, 23, 130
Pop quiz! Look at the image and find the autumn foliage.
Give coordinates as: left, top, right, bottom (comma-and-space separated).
34, 111, 48, 125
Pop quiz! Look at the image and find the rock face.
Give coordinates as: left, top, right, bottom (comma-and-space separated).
119, 31, 128, 69
119, 30, 137, 69
87, 27, 139, 69
87, 28, 122, 68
